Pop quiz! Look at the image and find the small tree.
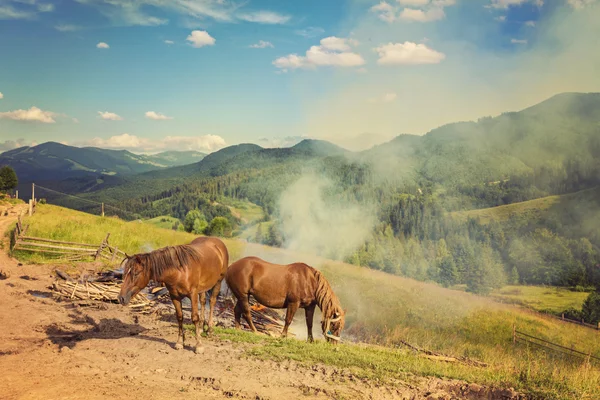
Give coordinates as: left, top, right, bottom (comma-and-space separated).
206, 217, 232, 237
192, 217, 208, 234
582, 291, 600, 324
254, 224, 264, 244
0, 166, 18, 192
509, 266, 520, 285
183, 209, 204, 233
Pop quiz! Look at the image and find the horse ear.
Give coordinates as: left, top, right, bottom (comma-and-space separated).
125, 253, 130, 259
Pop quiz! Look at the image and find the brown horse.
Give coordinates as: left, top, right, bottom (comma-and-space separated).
118, 237, 229, 354
225, 256, 345, 343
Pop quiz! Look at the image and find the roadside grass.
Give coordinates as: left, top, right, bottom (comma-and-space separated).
12, 204, 600, 399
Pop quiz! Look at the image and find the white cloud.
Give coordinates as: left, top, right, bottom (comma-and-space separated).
0, 106, 59, 123
356, 67, 368, 73
0, 92, 3, 99
84, 133, 226, 153
186, 30, 215, 47
0, 138, 35, 152
0, 4, 34, 19
511, 38, 528, 44
370, 1, 397, 22
375, 42, 446, 65
249, 40, 274, 49
295, 27, 325, 38
398, 0, 431, 5
273, 36, 365, 71
37, 3, 54, 12
73, 0, 291, 27
96, 42, 110, 49
400, 7, 445, 21
567, 0, 596, 8
145, 111, 173, 120
495, 15, 507, 21
238, 11, 290, 24
98, 111, 123, 120
372, 0, 455, 23
487, 0, 543, 9
55, 24, 81, 31
164, 39, 174, 44
525, 20, 536, 27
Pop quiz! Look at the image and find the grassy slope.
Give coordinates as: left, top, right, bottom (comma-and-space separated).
449, 186, 599, 224
11, 204, 600, 399
144, 215, 181, 230
491, 286, 590, 314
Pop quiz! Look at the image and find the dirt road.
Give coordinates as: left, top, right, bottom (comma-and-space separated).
0, 207, 518, 400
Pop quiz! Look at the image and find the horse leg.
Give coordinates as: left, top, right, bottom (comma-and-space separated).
282, 302, 299, 338
190, 291, 204, 354
172, 298, 184, 350
305, 303, 316, 343
207, 280, 222, 335
199, 292, 206, 333
234, 300, 243, 330
241, 296, 258, 333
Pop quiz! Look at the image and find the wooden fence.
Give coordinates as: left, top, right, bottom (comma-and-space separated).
12, 216, 125, 264
559, 313, 600, 331
513, 324, 600, 366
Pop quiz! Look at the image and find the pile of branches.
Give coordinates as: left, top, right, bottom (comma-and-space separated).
51, 269, 289, 336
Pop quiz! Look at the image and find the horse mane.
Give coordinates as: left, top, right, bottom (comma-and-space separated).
129, 244, 201, 280
313, 269, 343, 322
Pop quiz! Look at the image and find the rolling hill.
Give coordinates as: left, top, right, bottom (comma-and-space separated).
0, 142, 206, 183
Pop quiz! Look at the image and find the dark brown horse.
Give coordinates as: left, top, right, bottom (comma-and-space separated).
118, 237, 229, 354
225, 256, 345, 343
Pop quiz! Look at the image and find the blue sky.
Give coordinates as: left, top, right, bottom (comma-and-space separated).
0, 0, 599, 153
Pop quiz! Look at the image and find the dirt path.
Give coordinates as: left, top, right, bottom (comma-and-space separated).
0, 208, 519, 400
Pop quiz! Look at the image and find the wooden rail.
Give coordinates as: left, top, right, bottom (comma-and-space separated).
513, 324, 600, 365
11, 214, 125, 264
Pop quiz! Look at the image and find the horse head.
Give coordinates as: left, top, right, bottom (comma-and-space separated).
323, 309, 346, 344
117, 254, 151, 306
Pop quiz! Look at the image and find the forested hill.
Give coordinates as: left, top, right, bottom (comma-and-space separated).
0, 142, 206, 182
31, 92, 600, 295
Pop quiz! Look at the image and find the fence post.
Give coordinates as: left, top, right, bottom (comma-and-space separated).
15, 190, 18, 200
101, 203, 105, 217
111, 246, 118, 263
28, 199, 33, 216
31, 183, 35, 205
94, 233, 111, 260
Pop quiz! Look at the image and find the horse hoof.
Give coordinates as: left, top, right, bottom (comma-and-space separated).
195, 346, 205, 354
174, 343, 183, 350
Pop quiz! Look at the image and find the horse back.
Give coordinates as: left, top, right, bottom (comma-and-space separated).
226, 256, 318, 307
190, 236, 229, 273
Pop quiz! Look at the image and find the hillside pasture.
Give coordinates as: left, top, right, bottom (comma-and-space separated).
10, 204, 600, 399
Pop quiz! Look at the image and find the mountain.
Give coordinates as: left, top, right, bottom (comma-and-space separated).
291, 139, 349, 157
0, 142, 207, 183
144, 150, 206, 167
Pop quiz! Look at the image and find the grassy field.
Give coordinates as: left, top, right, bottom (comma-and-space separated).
449, 194, 561, 224
490, 285, 590, 314
144, 215, 181, 230
217, 198, 264, 225
10, 204, 600, 399
449, 186, 599, 225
